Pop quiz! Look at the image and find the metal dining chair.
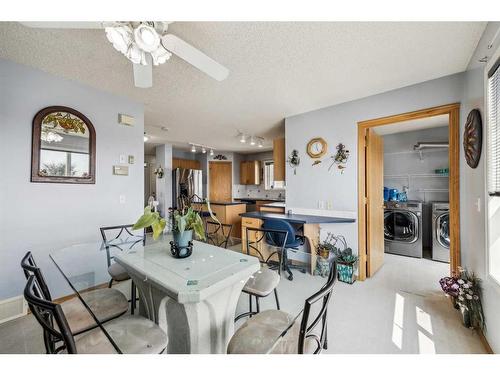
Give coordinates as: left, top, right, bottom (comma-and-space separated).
228, 260, 338, 354
100, 225, 145, 314
24, 275, 168, 354
205, 221, 233, 248
235, 227, 287, 322
21, 252, 129, 352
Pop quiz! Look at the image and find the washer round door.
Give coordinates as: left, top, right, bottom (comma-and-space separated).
384, 210, 419, 243
436, 212, 450, 249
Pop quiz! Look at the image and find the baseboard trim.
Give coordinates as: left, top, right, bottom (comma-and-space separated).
477, 330, 494, 354
0, 295, 28, 324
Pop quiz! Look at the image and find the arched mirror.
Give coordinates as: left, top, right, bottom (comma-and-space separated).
31, 106, 96, 184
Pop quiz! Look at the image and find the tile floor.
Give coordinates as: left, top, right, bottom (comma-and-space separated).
0, 252, 486, 354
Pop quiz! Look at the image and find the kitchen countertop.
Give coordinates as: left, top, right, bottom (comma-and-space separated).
240, 211, 355, 224
260, 202, 286, 208
208, 201, 247, 206
234, 198, 285, 203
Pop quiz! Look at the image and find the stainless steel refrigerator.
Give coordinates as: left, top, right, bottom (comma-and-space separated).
172, 168, 203, 209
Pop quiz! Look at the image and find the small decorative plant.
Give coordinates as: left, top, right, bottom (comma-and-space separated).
439, 267, 485, 330
154, 165, 164, 179
133, 206, 166, 240
314, 233, 358, 283
287, 149, 300, 175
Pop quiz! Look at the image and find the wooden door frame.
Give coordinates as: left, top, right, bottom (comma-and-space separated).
208, 161, 233, 201
357, 103, 460, 281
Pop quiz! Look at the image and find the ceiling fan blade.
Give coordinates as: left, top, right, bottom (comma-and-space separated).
133, 57, 153, 88
19, 21, 108, 29
161, 34, 229, 81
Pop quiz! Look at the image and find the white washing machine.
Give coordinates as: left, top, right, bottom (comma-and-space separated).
432, 202, 450, 263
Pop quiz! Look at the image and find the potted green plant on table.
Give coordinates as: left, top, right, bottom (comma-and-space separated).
133, 206, 207, 258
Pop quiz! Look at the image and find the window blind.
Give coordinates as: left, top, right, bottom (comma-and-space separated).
488, 59, 500, 196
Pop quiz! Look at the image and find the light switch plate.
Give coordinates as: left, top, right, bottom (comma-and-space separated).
119, 154, 127, 164
113, 165, 129, 176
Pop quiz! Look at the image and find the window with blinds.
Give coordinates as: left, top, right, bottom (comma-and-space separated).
488, 59, 500, 196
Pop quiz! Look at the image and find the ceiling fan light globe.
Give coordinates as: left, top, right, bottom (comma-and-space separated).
127, 44, 143, 64
105, 26, 131, 54
150, 46, 172, 66
134, 24, 160, 53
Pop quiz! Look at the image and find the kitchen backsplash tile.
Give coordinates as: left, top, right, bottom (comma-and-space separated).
233, 184, 285, 200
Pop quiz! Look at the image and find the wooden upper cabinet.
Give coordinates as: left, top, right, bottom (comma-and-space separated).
173, 158, 201, 170
273, 138, 285, 182
240, 160, 260, 185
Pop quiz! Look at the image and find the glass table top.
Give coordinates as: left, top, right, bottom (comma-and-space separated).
49, 233, 334, 354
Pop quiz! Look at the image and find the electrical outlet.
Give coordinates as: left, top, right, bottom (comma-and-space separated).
476, 197, 481, 212
119, 154, 127, 164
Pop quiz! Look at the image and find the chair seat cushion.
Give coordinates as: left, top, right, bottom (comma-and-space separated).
108, 262, 130, 281
67, 316, 168, 354
242, 267, 280, 297
60, 288, 128, 335
228, 310, 298, 354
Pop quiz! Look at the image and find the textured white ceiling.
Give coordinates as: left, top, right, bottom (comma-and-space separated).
0, 22, 486, 152
374, 114, 449, 135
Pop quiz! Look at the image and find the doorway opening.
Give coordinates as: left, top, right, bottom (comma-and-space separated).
357, 104, 460, 281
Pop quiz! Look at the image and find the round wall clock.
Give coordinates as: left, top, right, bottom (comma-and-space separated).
306, 137, 328, 158
463, 109, 482, 169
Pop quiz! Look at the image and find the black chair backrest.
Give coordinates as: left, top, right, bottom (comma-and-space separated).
205, 221, 233, 248
20, 252, 52, 301
298, 260, 337, 354
100, 224, 146, 247
24, 275, 77, 354
262, 219, 297, 248
245, 227, 288, 268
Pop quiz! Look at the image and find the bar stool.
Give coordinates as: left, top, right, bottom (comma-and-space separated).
100, 225, 145, 314
228, 260, 337, 354
205, 221, 233, 248
235, 227, 287, 322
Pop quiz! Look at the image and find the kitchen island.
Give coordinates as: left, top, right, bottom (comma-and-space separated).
240, 211, 355, 273
203, 201, 247, 239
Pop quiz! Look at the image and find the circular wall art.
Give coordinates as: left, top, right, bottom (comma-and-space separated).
463, 109, 482, 169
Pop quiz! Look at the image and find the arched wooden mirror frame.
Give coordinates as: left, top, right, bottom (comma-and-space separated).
31, 106, 96, 184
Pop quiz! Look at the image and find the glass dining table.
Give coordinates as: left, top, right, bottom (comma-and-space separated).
49, 233, 333, 354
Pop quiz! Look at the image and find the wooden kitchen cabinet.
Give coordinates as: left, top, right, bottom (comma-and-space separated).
240, 160, 260, 185
273, 138, 285, 182
173, 158, 201, 170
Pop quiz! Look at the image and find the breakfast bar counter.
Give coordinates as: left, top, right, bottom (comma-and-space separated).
240, 211, 355, 274
240, 211, 355, 224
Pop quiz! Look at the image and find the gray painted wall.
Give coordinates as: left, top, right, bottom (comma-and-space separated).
285, 72, 464, 253
383, 126, 449, 202
285, 61, 500, 351
0, 59, 145, 299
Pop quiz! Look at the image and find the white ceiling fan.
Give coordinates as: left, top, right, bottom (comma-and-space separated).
20, 21, 229, 88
